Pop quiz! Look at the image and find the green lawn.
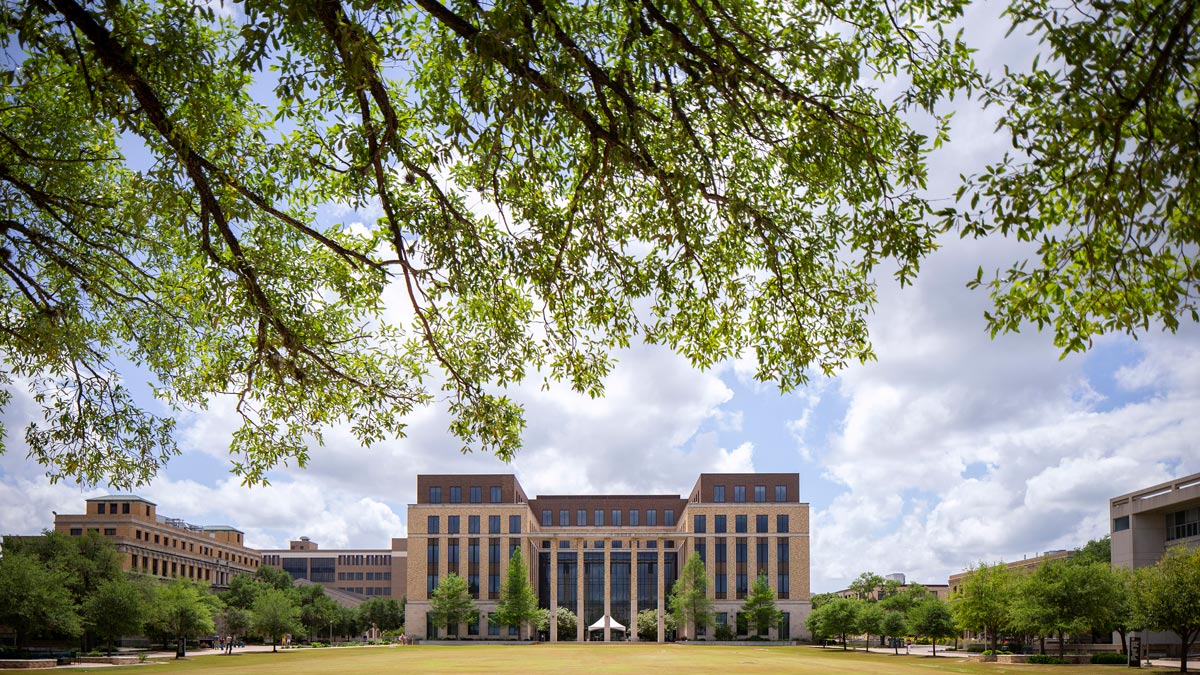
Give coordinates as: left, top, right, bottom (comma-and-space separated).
102, 645, 1172, 675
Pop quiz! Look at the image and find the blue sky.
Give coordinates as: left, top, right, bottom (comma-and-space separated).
1, 2, 1197, 594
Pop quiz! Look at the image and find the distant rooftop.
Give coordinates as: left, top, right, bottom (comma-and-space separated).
86, 495, 156, 505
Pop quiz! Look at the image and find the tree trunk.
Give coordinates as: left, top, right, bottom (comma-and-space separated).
933, 640, 937, 657
865, 632, 870, 652
842, 632, 848, 650
1118, 629, 1127, 655
1039, 634, 1045, 654
1057, 631, 1064, 659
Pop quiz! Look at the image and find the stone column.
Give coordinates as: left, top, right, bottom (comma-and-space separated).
630, 539, 639, 642
656, 541, 665, 643
603, 539, 612, 642
551, 539, 559, 642
576, 539, 585, 642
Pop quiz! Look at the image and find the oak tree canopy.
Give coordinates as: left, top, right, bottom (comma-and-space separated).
0, 0, 1193, 488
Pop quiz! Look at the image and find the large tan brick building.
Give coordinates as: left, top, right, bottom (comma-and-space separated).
51, 495, 260, 588
405, 473, 811, 641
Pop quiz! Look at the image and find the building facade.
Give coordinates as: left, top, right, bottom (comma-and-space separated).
51, 495, 260, 589
1110, 471, 1200, 658
260, 536, 408, 601
405, 473, 811, 642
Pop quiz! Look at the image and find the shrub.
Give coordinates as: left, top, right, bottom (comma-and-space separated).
714, 624, 734, 641
1092, 653, 1127, 664
1029, 654, 1064, 664
981, 650, 1012, 656
967, 645, 986, 653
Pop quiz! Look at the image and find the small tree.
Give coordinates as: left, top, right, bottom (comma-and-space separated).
909, 597, 957, 656
493, 549, 539, 639
952, 562, 1014, 654
636, 608, 677, 640
555, 607, 579, 640
1132, 545, 1200, 673
668, 553, 713, 639
217, 605, 252, 654
858, 602, 885, 652
740, 575, 783, 637
429, 572, 477, 637
146, 580, 216, 658
359, 597, 405, 636
296, 584, 337, 641
881, 610, 908, 655
251, 588, 302, 652
84, 577, 146, 655
821, 597, 862, 650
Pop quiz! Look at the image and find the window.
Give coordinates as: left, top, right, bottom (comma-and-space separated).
665, 509, 675, 526
489, 574, 500, 594
122, 502, 130, 514
715, 574, 727, 595
775, 485, 787, 502
694, 515, 706, 533
559, 510, 569, 527
647, 510, 657, 526
430, 486, 442, 504
449, 486, 462, 503
612, 510, 622, 527
735, 515, 747, 533
754, 485, 766, 503
733, 485, 746, 503
715, 515, 727, 533
630, 509, 639, 526
696, 541, 706, 563
1167, 507, 1200, 541
470, 486, 482, 503
510, 515, 522, 533
488, 615, 500, 636
428, 574, 438, 594
595, 509, 604, 527
70, 527, 82, 536
1113, 516, 1130, 532
714, 486, 726, 503
736, 539, 747, 563
488, 515, 500, 534
756, 514, 768, 533
448, 515, 460, 534
777, 514, 789, 533
97, 503, 105, 514
469, 515, 480, 534
542, 510, 552, 527
490, 486, 502, 503
577, 509, 587, 527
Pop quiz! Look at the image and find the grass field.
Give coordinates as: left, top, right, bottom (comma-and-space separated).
101, 645, 1173, 675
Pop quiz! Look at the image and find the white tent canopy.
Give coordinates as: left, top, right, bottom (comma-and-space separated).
586, 616, 626, 632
